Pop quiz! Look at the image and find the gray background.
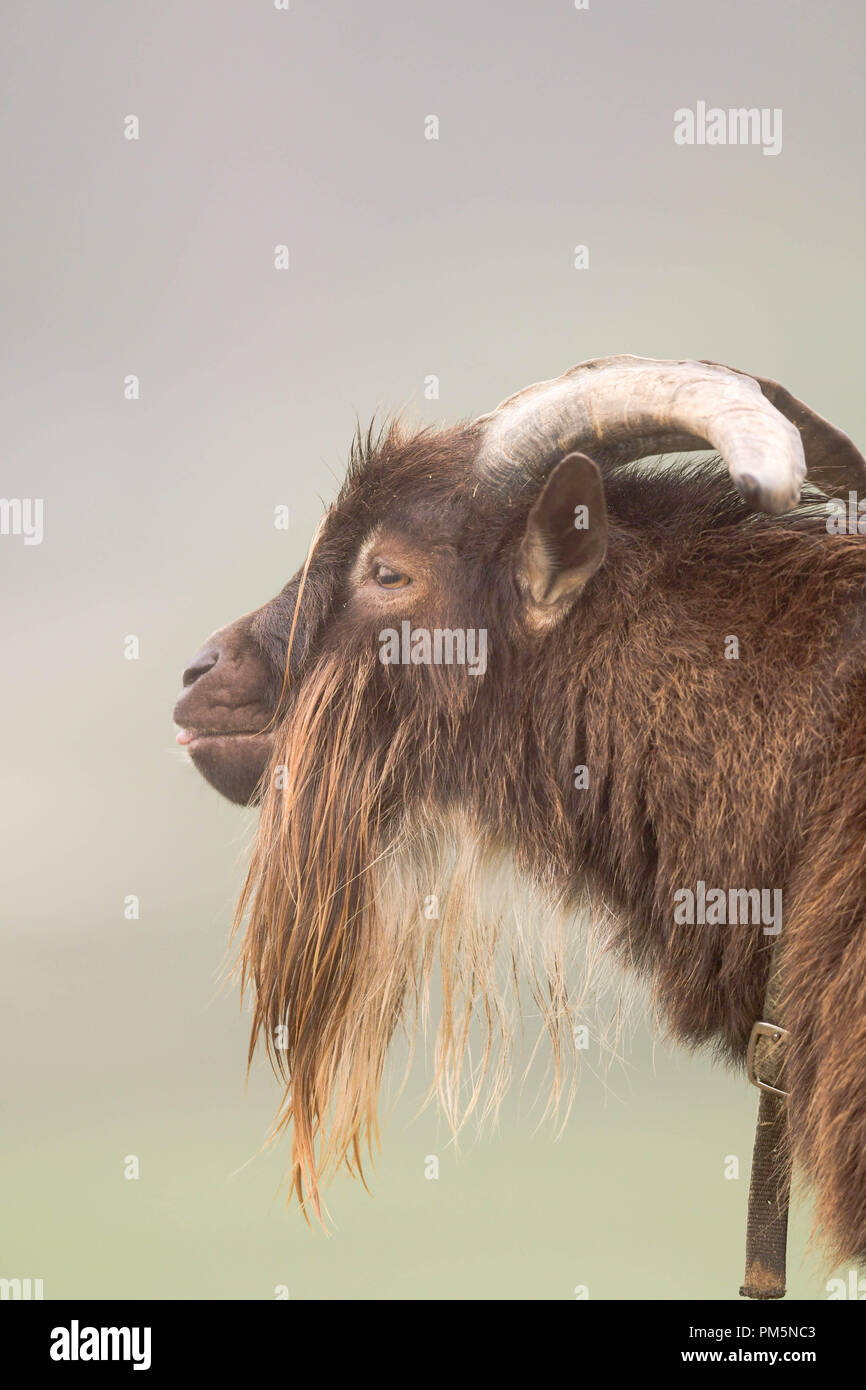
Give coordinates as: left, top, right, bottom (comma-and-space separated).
2, 0, 864, 1298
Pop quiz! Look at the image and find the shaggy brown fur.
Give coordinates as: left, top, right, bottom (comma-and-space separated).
176, 419, 866, 1264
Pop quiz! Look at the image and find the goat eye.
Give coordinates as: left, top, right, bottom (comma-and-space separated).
374, 564, 411, 589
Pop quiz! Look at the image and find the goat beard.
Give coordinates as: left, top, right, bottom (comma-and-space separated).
233, 645, 589, 1217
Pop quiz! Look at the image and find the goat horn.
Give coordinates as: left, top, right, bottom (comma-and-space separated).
700, 361, 866, 501
475, 355, 864, 514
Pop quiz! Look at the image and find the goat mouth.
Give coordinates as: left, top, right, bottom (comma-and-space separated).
176, 725, 275, 806
176, 727, 271, 749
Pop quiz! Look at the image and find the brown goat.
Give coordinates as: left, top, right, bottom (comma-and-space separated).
173, 355, 866, 1280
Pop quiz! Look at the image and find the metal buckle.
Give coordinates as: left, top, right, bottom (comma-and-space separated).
746, 1021, 790, 1098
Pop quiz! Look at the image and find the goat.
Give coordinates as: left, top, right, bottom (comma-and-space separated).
173, 354, 866, 1286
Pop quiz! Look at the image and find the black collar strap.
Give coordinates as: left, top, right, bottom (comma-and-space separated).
739, 943, 791, 1300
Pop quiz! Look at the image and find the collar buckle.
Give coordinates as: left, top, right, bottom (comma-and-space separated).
746, 1020, 790, 1098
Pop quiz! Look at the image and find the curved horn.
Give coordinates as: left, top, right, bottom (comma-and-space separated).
474, 355, 828, 515
701, 361, 866, 501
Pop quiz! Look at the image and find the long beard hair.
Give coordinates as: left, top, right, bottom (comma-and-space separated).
232, 639, 615, 1219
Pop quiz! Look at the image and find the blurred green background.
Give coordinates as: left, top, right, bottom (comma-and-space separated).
2, 0, 864, 1299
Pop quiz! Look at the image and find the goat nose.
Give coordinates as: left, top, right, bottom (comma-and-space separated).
182, 645, 220, 687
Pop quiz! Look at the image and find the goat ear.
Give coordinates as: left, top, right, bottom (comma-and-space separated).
517, 453, 608, 614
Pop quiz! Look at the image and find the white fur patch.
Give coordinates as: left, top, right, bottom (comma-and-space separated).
371, 807, 649, 1136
